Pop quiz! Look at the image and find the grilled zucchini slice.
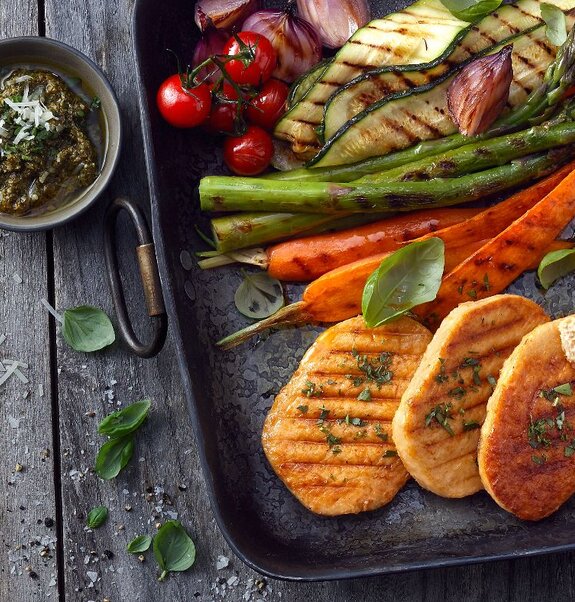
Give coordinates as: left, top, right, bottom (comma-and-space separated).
286, 59, 333, 110
311, 20, 572, 167
274, 0, 468, 159
322, 0, 555, 140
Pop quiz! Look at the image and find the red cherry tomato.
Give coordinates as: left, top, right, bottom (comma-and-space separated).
223, 32, 276, 87
246, 79, 289, 130
156, 74, 211, 128
205, 83, 242, 134
223, 125, 273, 176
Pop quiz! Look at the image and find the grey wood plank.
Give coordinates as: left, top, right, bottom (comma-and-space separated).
43, 2, 575, 602
0, 3, 61, 601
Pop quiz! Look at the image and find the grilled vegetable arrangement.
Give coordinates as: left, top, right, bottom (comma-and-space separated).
182, 0, 575, 521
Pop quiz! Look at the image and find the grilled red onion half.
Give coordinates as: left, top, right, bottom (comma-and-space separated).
242, 9, 322, 83
447, 45, 514, 137
192, 28, 229, 82
296, 0, 370, 49
194, 0, 259, 32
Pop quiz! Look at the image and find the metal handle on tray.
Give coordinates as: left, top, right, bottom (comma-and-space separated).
103, 197, 168, 358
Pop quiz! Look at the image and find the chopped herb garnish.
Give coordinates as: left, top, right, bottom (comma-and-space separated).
472, 365, 482, 386
348, 351, 393, 387
297, 405, 308, 414
565, 439, 575, 457
332, 445, 342, 455
382, 450, 398, 458
487, 374, 497, 388
373, 424, 388, 441
317, 406, 330, 423
554, 382, 573, 396
463, 420, 480, 431
528, 417, 552, 449
319, 424, 342, 449
302, 380, 323, 398
435, 358, 449, 383
460, 357, 480, 367
425, 403, 454, 436
532, 454, 547, 465
556, 410, 566, 431
447, 386, 466, 399
357, 388, 372, 402
345, 415, 367, 427
483, 274, 491, 291
467, 289, 477, 299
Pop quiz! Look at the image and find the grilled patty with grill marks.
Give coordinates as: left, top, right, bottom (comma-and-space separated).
392, 295, 549, 498
479, 316, 575, 520
262, 315, 432, 516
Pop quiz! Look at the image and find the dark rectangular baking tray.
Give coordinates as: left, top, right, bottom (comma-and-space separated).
132, 0, 575, 580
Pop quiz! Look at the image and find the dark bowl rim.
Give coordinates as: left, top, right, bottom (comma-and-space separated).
0, 35, 123, 232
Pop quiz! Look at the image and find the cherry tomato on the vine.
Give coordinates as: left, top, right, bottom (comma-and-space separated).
223, 125, 273, 176
246, 79, 289, 130
156, 74, 212, 128
223, 32, 276, 87
205, 82, 242, 134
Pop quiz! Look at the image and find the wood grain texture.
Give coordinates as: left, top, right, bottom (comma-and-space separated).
0, 0, 567, 600
0, 3, 61, 601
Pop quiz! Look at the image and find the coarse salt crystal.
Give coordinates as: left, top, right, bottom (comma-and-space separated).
216, 555, 229, 570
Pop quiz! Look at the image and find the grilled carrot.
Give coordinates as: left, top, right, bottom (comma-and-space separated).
417, 169, 575, 329
218, 238, 574, 349
266, 208, 481, 281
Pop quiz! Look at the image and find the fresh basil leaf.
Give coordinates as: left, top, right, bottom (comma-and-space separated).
127, 534, 153, 554
362, 238, 445, 328
62, 305, 115, 352
234, 271, 284, 319
95, 435, 135, 480
98, 400, 151, 438
541, 3, 567, 46
153, 520, 196, 581
86, 505, 108, 529
537, 248, 575, 289
440, 0, 502, 22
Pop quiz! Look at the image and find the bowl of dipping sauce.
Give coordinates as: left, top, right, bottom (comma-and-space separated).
0, 37, 121, 231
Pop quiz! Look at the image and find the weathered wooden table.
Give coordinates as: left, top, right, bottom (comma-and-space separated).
2, 1, 575, 600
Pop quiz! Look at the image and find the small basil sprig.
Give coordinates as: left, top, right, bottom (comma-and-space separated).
127, 535, 153, 554
87, 505, 108, 529
234, 271, 284, 319
440, 0, 502, 22
537, 248, 575, 289
362, 238, 445, 328
62, 306, 115, 352
95, 400, 151, 480
98, 400, 151, 438
541, 3, 567, 46
153, 521, 196, 581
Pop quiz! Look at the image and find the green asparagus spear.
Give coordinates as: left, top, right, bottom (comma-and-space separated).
200, 148, 574, 214
264, 27, 575, 184
359, 120, 575, 183
210, 212, 392, 252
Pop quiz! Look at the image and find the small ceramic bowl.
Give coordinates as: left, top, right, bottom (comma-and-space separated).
0, 37, 122, 231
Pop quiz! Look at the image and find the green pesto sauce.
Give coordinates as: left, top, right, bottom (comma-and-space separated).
0, 69, 100, 216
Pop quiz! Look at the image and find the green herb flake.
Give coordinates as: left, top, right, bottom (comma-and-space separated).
302, 380, 323, 398
318, 406, 330, 423
348, 351, 394, 388
565, 440, 575, 457
435, 358, 449, 383
483, 274, 491, 291
357, 388, 372, 402
532, 454, 547, 465
296, 405, 308, 414
472, 365, 482, 386
528, 417, 552, 449
554, 382, 573, 396
463, 421, 480, 431
374, 424, 388, 442
425, 403, 455, 436
86, 505, 108, 529
487, 374, 497, 388
382, 450, 398, 458
447, 386, 466, 400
